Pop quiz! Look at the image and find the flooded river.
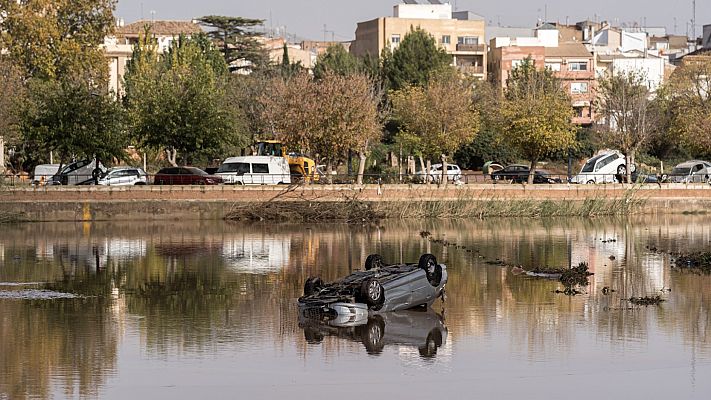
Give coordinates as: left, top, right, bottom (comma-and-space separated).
1, 216, 710, 399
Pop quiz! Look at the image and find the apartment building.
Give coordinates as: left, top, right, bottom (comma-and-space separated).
350, 1, 487, 79
103, 19, 202, 95
488, 24, 595, 126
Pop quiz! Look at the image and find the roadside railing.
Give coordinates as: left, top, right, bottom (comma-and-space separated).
1, 171, 709, 188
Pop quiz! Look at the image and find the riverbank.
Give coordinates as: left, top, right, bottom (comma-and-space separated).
1, 183, 710, 222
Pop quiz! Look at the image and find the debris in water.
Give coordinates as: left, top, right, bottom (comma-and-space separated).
419, 231, 432, 238
672, 252, 711, 274
627, 296, 665, 306
609, 255, 616, 260
602, 286, 616, 295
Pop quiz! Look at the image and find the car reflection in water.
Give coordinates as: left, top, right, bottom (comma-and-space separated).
299, 308, 448, 358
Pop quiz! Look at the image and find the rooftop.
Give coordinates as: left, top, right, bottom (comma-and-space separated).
115, 20, 203, 37
544, 42, 592, 58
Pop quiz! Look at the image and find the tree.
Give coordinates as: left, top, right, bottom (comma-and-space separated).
381, 27, 451, 90
22, 77, 127, 166
500, 58, 576, 184
123, 33, 244, 166
0, 0, 115, 81
313, 44, 362, 79
0, 57, 26, 148
664, 59, 711, 156
257, 72, 382, 184
391, 68, 480, 185
197, 15, 268, 72
596, 71, 656, 183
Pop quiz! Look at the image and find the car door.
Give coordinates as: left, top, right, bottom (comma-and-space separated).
382, 270, 426, 309
691, 163, 704, 182
252, 163, 270, 184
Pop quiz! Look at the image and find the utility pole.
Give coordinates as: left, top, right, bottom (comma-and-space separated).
692, 0, 696, 45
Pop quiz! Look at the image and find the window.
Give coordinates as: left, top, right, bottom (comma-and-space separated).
441, 35, 451, 45
511, 59, 524, 69
571, 82, 589, 94
391, 34, 401, 46
545, 62, 561, 71
218, 162, 250, 175
568, 61, 588, 71
457, 36, 478, 45
252, 163, 269, 174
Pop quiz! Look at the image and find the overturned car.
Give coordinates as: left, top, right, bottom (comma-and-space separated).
298, 253, 447, 319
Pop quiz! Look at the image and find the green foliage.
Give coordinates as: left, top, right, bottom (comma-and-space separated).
123, 33, 245, 165
197, 15, 268, 72
0, 0, 115, 81
663, 60, 711, 157
454, 130, 521, 170
499, 57, 576, 182
22, 78, 127, 163
313, 45, 362, 79
0, 57, 26, 147
382, 27, 451, 90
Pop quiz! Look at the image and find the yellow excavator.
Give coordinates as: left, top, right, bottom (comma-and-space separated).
256, 140, 319, 182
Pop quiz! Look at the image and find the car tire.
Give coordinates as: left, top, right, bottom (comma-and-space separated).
418, 329, 443, 358
365, 254, 385, 271
360, 315, 385, 355
360, 278, 384, 308
617, 165, 626, 176
587, 180, 595, 185
418, 254, 442, 287
303, 277, 324, 296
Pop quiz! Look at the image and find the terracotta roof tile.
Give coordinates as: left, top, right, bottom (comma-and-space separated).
116, 20, 202, 37
544, 43, 592, 58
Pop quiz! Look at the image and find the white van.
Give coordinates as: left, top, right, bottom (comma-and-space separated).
216, 156, 291, 185
570, 151, 634, 184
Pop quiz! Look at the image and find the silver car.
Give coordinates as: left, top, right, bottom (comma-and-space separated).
298, 253, 447, 318
97, 167, 148, 186
666, 160, 711, 183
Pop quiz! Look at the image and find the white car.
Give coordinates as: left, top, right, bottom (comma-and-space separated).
666, 160, 711, 183
570, 151, 634, 184
417, 164, 462, 183
216, 156, 291, 185
97, 167, 147, 186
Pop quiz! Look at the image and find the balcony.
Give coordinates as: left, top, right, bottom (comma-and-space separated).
456, 43, 485, 53
457, 65, 485, 75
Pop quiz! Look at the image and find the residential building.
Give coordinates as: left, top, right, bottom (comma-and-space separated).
351, 1, 487, 79
704, 24, 711, 49
596, 51, 669, 92
489, 24, 595, 125
103, 19, 203, 95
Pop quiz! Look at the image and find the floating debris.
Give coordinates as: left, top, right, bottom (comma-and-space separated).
601, 238, 617, 243
609, 255, 616, 261
628, 296, 665, 306
0, 282, 45, 287
560, 262, 594, 287
485, 259, 505, 266
602, 286, 616, 295
526, 267, 564, 279
419, 231, 432, 238
673, 252, 711, 274
0, 289, 82, 300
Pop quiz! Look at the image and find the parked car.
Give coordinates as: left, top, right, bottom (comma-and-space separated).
491, 164, 561, 183
154, 166, 223, 185
48, 159, 106, 185
97, 167, 147, 186
31, 164, 60, 186
417, 164, 462, 183
664, 160, 711, 183
570, 151, 634, 184
299, 308, 448, 357
216, 156, 291, 185
298, 253, 447, 318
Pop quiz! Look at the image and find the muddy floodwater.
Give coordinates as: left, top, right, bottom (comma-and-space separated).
1, 216, 711, 399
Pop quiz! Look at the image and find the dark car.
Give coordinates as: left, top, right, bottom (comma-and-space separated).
154, 166, 223, 185
491, 164, 561, 184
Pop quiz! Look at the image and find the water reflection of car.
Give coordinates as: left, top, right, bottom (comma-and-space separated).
299, 254, 447, 317
97, 167, 147, 186
664, 160, 711, 183
570, 151, 634, 184
491, 164, 561, 183
154, 167, 223, 185
300, 309, 448, 357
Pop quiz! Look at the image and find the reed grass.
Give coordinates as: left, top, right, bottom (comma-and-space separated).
225, 188, 646, 222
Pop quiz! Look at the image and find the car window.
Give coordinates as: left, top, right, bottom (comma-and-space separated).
693, 164, 703, 172
186, 167, 208, 175
252, 163, 269, 174
218, 162, 250, 174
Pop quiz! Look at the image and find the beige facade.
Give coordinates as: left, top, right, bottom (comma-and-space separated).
351, 4, 486, 78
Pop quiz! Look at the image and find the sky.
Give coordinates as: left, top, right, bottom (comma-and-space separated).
115, 0, 709, 41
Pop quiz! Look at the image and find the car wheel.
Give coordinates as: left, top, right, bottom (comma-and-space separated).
365, 254, 385, 271
360, 278, 384, 308
587, 180, 595, 185
418, 329, 443, 358
303, 277, 324, 296
360, 315, 385, 355
617, 165, 626, 176
418, 254, 442, 286
135, 182, 146, 186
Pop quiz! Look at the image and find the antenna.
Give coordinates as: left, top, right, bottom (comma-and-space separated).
692, 0, 696, 42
